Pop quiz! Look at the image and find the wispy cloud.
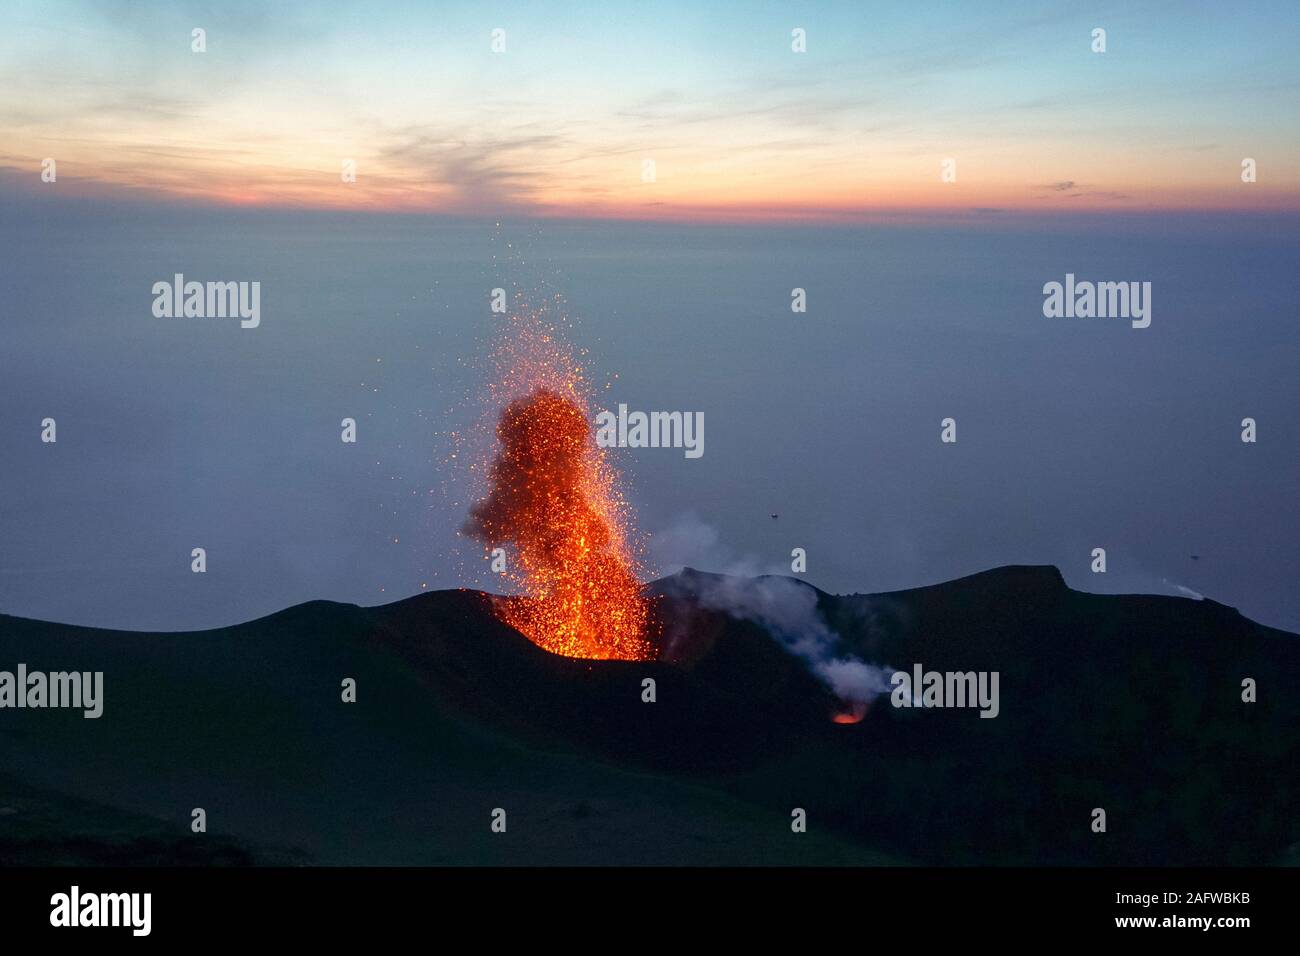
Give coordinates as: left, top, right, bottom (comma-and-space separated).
1, 0, 1297, 218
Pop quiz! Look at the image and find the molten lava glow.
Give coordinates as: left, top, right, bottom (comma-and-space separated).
464, 299, 656, 661
832, 702, 868, 724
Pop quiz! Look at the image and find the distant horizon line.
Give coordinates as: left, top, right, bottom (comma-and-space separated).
9, 187, 1300, 233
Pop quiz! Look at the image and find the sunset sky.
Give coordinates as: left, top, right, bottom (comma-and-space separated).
3, 0, 1299, 219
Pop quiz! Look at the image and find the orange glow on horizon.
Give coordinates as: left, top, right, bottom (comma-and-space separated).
9, 131, 1297, 221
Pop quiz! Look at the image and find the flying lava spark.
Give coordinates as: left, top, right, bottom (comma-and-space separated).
463, 296, 656, 661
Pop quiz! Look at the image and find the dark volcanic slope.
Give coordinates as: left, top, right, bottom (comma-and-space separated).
1, 565, 1297, 865
656, 566, 1300, 864
0, 589, 884, 865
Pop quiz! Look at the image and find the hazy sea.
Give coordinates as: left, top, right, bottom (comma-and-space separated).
2, 207, 1298, 631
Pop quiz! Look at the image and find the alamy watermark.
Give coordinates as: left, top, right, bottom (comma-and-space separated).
595, 404, 703, 458
152, 274, 261, 328
890, 664, 999, 718
0, 664, 103, 718
1042, 273, 1151, 328
50, 886, 150, 936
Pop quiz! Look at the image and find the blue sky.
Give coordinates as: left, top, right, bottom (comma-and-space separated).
2, 0, 1298, 218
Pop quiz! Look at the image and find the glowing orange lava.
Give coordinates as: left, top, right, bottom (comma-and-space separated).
464, 298, 656, 661
832, 702, 868, 724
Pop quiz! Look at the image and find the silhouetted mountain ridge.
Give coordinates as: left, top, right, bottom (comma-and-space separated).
1, 565, 1296, 865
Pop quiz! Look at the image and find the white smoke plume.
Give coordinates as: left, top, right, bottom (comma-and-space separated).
687, 572, 894, 704
651, 513, 895, 705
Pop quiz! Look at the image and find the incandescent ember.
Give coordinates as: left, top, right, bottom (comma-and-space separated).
464, 302, 656, 661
